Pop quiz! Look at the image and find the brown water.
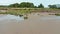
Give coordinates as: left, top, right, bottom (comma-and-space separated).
0, 14, 60, 34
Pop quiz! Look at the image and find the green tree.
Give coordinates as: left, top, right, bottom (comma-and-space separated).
19, 2, 35, 8
38, 4, 44, 8
34, 6, 37, 8
48, 5, 57, 8
8, 3, 19, 7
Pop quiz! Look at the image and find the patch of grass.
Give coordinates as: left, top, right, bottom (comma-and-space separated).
19, 15, 23, 17
0, 8, 60, 15
0, 12, 7, 14
55, 14, 60, 16
0, 9, 31, 15
24, 16, 28, 19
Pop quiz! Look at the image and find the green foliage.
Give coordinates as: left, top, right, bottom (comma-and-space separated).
24, 17, 28, 19
8, 2, 35, 8
0, 2, 45, 8
48, 5, 57, 8
3, 9, 31, 15
19, 2, 35, 8
0, 2, 60, 9
38, 4, 44, 8
34, 6, 37, 8
8, 3, 19, 7
55, 14, 60, 16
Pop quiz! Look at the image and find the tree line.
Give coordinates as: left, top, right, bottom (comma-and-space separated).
8, 2, 44, 8
0, 2, 60, 9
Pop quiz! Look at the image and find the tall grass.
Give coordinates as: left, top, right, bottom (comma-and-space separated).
0, 9, 31, 15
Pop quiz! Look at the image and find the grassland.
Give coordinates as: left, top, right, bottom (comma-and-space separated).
0, 8, 60, 16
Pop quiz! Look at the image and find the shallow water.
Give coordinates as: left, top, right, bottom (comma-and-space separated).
0, 14, 60, 21
0, 15, 60, 34
40, 16, 60, 20
0, 14, 24, 21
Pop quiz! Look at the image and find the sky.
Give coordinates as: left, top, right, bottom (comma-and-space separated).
0, 0, 60, 7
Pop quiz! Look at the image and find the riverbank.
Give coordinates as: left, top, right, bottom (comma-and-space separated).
0, 8, 60, 15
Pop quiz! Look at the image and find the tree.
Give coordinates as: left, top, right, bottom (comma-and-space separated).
19, 2, 35, 8
38, 4, 44, 8
48, 5, 57, 8
8, 3, 19, 7
34, 6, 37, 8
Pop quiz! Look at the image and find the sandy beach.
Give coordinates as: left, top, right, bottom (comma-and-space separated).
0, 13, 60, 34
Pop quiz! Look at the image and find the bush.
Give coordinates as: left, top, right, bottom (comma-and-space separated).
55, 14, 60, 16
24, 17, 28, 19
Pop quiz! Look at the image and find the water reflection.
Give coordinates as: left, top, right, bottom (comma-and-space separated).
0, 14, 24, 21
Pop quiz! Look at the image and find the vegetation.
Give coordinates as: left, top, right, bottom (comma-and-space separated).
48, 5, 57, 8
38, 4, 44, 8
8, 2, 35, 8
19, 2, 35, 8
0, 2, 60, 15
0, 9, 30, 15
0, 2, 45, 8
24, 16, 28, 19
8, 3, 19, 8
55, 14, 60, 16
0, 2, 60, 9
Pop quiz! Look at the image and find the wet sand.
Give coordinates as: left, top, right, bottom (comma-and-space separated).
0, 14, 60, 34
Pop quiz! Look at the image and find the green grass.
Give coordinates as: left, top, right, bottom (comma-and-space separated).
0, 8, 60, 15
24, 16, 28, 19
0, 9, 31, 15
55, 14, 60, 16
